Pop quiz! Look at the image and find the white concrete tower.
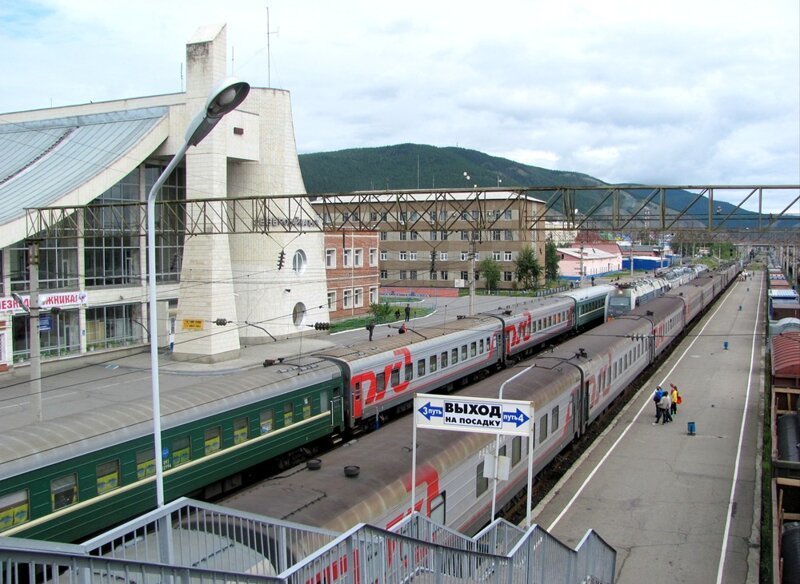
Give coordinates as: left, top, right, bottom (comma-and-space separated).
173, 24, 241, 362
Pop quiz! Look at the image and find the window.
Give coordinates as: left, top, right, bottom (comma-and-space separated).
0, 491, 29, 532
410, 270, 418, 280
440, 252, 448, 261
440, 271, 448, 280
380, 231, 387, 241
504, 251, 513, 261
460, 231, 469, 241
505, 210, 513, 220
390, 368, 400, 386
380, 270, 388, 279
539, 414, 548, 443
430, 231, 437, 240
504, 230, 513, 241
461, 251, 469, 261
303, 397, 312, 419
343, 289, 353, 308
399, 270, 407, 280
96, 460, 120, 495
400, 231, 407, 240
327, 291, 336, 310
504, 271, 513, 281
380, 250, 388, 261
551, 406, 559, 433
476, 461, 489, 496
233, 417, 249, 445
354, 248, 363, 267
411, 231, 419, 240
512, 436, 522, 465
461, 271, 468, 280
429, 271, 437, 280
325, 249, 336, 268
172, 437, 191, 467
461, 345, 468, 360
136, 448, 155, 480
418, 358, 426, 376
354, 288, 363, 307
451, 348, 458, 364
369, 287, 378, 305
479, 339, 484, 353
292, 250, 307, 274
204, 427, 221, 455
369, 248, 378, 266
399, 251, 408, 261
429, 355, 438, 373
344, 249, 353, 267
441, 351, 449, 368
405, 362, 413, 382
260, 409, 274, 434
492, 230, 501, 241
492, 251, 502, 261
51, 475, 78, 511
440, 231, 449, 241
320, 391, 330, 412
470, 342, 477, 357
409, 251, 417, 261
284, 402, 294, 426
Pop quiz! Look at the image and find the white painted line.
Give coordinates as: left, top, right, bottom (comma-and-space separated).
547, 275, 744, 532
716, 273, 762, 584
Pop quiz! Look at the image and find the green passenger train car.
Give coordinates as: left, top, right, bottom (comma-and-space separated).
0, 357, 345, 543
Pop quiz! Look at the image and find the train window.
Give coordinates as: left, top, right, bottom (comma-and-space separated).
136, 448, 156, 480
476, 461, 489, 496
172, 437, 191, 467
0, 490, 28, 532
539, 414, 548, 443
204, 428, 221, 455
390, 368, 400, 386
461, 345, 468, 360
624, 354, 628, 368
260, 409, 274, 434
233, 417, 249, 444
479, 339, 484, 353
512, 437, 522, 466
470, 342, 477, 357
551, 406, 559, 432
320, 391, 330, 413
376, 371, 386, 392
451, 348, 458, 364
284, 402, 294, 426
96, 460, 120, 495
486, 337, 491, 350
441, 351, 448, 368
418, 358, 426, 376
405, 363, 413, 381
303, 397, 312, 419
427, 355, 435, 373
430, 493, 446, 525
51, 474, 78, 511
612, 362, 616, 379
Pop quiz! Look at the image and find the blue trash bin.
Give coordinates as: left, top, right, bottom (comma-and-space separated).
688, 421, 696, 435
723, 341, 728, 350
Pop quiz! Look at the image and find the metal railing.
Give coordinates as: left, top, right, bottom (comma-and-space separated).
0, 498, 616, 583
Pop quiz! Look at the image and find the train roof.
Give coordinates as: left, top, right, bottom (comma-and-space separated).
316, 315, 500, 362
0, 356, 341, 480
772, 332, 800, 380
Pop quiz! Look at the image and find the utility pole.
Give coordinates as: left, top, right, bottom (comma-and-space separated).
579, 244, 584, 288
469, 235, 476, 315
23, 240, 42, 423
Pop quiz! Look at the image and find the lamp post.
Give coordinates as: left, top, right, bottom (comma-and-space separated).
147, 77, 249, 508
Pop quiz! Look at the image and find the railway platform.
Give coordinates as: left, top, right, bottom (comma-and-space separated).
531, 271, 765, 583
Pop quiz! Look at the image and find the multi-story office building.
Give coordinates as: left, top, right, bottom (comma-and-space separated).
323, 232, 380, 320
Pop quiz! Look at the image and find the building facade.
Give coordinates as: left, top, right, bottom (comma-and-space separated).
0, 24, 329, 366
324, 232, 380, 321
313, 193, 545, 294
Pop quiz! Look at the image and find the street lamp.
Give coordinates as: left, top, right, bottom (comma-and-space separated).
147, 77, 249, 508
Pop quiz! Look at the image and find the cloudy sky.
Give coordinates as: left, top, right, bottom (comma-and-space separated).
2, 0, 798, 210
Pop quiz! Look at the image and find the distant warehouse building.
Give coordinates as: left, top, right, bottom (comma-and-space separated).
312, 192, 546, 294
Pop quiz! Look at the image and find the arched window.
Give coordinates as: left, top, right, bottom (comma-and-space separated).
293, 250, 307, 275
292, 302, 306, 326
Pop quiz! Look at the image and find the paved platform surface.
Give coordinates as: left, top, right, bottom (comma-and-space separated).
531, 272, 765, 583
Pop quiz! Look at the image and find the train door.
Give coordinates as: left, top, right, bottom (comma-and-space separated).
330, 385, 345, 432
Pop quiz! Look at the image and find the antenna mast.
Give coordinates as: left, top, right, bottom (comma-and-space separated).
266, 5, 279, 87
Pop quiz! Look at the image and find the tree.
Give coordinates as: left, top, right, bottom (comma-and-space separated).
479, 257, 501, 292
545, 239, 560, 282
515, 245, 541, 290
370, 302, 393, 324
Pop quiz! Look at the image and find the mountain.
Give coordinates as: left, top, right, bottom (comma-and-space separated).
298, 144, 799, 230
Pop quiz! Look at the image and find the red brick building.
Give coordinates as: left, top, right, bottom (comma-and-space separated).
324, 231, 381, 321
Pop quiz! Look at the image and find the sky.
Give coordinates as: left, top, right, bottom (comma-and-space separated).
2, 0, 799, 211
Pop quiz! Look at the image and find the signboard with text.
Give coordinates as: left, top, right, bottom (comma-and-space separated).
414, 393, 533, 437
0, 291, 89, 313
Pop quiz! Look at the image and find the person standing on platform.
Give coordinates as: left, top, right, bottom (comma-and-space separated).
367, 320, 375, 341
670, 383, 680, 416
660, 391, 672, 424
404, 303, 411, 322
653, 386, 664, 421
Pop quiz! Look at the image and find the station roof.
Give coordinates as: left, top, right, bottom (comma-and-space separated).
0, 107, 168, 244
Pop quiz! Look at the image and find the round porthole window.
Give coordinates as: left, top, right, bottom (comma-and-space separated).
293, 249, 307, 275
292, 302, 307, 326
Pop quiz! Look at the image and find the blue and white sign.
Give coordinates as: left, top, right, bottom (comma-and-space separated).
414, 393, 533, 436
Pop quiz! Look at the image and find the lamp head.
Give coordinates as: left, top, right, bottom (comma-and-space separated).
185, 77, 251, 146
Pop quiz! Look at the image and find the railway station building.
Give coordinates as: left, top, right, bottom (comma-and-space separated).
0, 24, 329, 366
